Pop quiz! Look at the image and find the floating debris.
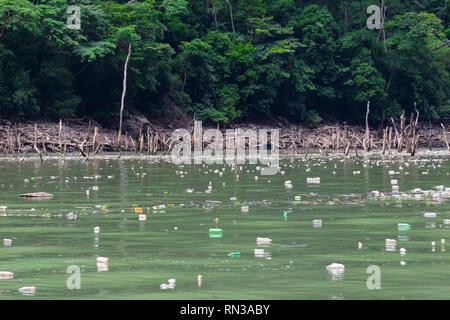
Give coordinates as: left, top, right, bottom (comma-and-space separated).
134, 207, 143, 214
284, 180, 293, 188
3, 239, 12, 246
326, 263, 345, 272
307, 177, 320, 184
19, 286, 36, 295
94, 226, 100, 234
398, 223, 411, 231
138, 214, 147, 221
241, 206, 249, 213
197, 275, 203, 287
97, 262, 108, 272
424, 212, 440, 218
67, 213, 77, 220
96, 257, 109, 263
313, 219, 322, 228
254, 249, 271, 258
19, 192, 53, 198
209, 228, 223, 238
0, 271, 14, 279
256, 237, 272, 245
228, 252, 241, 257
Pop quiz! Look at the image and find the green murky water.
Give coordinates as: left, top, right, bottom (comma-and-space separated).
0, 152, 450, 299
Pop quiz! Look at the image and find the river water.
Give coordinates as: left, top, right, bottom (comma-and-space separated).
0, 151, 449, 299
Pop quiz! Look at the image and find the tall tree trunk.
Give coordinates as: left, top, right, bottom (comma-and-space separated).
225, 0, 235, 34
344, 0, 349, 33
117, 43, 132, 149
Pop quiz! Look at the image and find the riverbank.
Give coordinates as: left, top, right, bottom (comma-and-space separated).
0, 118, 449, 155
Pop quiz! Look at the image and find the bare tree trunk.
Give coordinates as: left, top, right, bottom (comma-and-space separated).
428, 121, 432, 151
117, 43, 132, 150
225, 0, 235, 33
363, 101, 372, 151
344, 0, 349, 33
210, 0, 218, 27
377, 0, 387, 53
397, 110, 405, 153
442, 123, 450, 150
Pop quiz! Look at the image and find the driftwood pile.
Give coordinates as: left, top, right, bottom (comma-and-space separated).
0, 110, 449, 160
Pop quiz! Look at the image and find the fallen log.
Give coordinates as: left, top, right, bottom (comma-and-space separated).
19, 192, 54, 198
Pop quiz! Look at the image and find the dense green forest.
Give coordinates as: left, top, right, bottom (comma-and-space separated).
1, 0, 450, 126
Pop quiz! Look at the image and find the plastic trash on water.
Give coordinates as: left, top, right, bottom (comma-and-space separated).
0, 206, 7, 211
97, 262, 108, 272
241, 206, 249, 213
3, 239, 12, 246
284, 180, 293, 189
0, 271, 14, 279
134, 207, 143, 214
294, 196, 301, 201
67, 213, 77, 220
326, 263, 345, 280
168, 279, 176, 289
326, 263, 345, 272
256, 237, 272, 245
138, 214, 147, 221
96, 257, 109, 263
209, 228, 223, 238
313, 219, 322, 228
254, 249, 271, 258
398, 223, 411, 231
228, 252, 241, 257
94, 226, 100, 234
358, 242, 363, 249
307, 177, 320, 184
386, 239, 396, 251
424, 212, 440, 218
400, 248, 406, 256
19, 286, 36, 295
197, 275, 203, 287
160, 284, 170, 290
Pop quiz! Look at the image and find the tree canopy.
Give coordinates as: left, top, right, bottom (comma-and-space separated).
1, 0, 449, 124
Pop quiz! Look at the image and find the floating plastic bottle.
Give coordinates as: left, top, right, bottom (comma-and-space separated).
424, 212, 440, 218
0, 271, 14, 279
228, 252, 241, 257
3, 238, 12, 246
326, 263, 345, 272
138, 214, 147, 221
294, 196, 301, 201
94, 226, 100, 234
209, 228, 223, 238
313, 219, 322, 228
19, 286, 36, 295
134, 207, 143, 214
398, 223, 411, 231
96, 257, 109, 263
256, 237, 272, 245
